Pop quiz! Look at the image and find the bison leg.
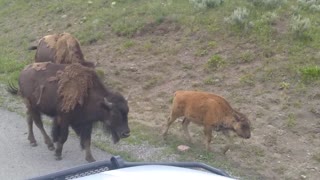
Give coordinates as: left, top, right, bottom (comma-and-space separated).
79, 123, 95, 162
204, 126, 213, 151
83, 138, 95, 162
32, 111, 55, 151
162, 115, 178, 140
55, 122, 69, 161
182, 118, 192, 142
26, 110, 37, 147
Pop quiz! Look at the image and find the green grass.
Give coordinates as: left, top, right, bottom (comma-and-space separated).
205, 55, 225, 70
299, 65, 320, 83
287, 113, 297, 128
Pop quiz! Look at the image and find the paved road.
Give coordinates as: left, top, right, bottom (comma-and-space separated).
0, 108, 112, 180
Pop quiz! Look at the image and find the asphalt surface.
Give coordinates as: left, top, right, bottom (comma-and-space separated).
0, 108, 112, 180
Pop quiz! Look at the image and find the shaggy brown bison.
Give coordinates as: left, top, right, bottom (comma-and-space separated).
162, 90, 251, 151
29, 32, 95, 68
8, 62, 129, 162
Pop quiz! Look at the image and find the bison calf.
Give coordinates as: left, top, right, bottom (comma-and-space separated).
162, 90, 251, 151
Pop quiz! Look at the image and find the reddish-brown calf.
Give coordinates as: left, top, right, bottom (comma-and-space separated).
162, 90, 251, 151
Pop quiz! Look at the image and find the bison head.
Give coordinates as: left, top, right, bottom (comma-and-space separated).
232, 111, 251, 139
101, 95, 130, 143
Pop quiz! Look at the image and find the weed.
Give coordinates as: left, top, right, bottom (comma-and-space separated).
261, 12, 278, 25
238, 51, 255, 63
248, 0, 287, 9
123, 40, 135, 49
203, 76, 215, 85
195, 41, 217, 57
273, 166, 287, 175
143, 76, 160, 90
224, 7, 253, 31
298, 0, 320, 12
309, 4, 320, 12
299, 65, 320, 83
279, 82, 290, 90
240, 73, 255, 86
182, 64, 193, 70
286, 113, 296, 128
205, 55, 225, 70
189, 0, 224, 10
252, 146, 265, 157
208, 41, 217, 47
290, 14, 311, 39
195, 49, 208, 57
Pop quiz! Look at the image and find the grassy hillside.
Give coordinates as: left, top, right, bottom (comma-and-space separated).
1, 0, 320, 179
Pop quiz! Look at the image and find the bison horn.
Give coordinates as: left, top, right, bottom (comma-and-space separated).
104, 97, 113, 108
126, 90, 131, 101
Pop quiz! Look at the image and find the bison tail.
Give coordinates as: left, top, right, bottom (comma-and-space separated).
6, 81, 19, 95
28, 45, 37, 50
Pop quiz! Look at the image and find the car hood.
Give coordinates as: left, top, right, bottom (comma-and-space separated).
76, 165, 235, 180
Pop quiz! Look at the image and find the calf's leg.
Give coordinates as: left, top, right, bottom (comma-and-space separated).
182, 118, 192, 142
204, 125, 213, 151
162, 114, 178, 139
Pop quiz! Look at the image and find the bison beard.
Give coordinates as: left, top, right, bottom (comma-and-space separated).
9, 62, 130, 162
104, 124, 120, 144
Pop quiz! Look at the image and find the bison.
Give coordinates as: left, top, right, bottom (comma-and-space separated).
7, 62, 130, 162
29, 32, 95, 68
162, 90, 251, 151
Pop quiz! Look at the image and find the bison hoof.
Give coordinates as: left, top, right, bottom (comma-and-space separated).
162, 134, 168, 140
86, 157, 96, 163
55, 156, 62, 161
30, 142, 37, 147
48, 145, 55, 151
221, 145, 231, 154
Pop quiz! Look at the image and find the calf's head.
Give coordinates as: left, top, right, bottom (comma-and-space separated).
101, 94, 130, 143
232, 111, 251, 139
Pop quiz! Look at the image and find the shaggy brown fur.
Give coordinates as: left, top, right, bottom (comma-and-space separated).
29, 62, 51, 71
162, 90, 251, 151
56, 63, 94, 112
31, 33, 95, 68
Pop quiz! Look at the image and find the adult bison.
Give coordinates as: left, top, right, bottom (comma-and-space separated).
29, 32, 95, 68
7, 62, 129, 162
162, 90, 251, 151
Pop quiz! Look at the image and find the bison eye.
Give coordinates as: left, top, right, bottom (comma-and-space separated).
241, 124, 248, 129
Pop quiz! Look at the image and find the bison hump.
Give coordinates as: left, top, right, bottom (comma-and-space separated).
57, 64, 94, 112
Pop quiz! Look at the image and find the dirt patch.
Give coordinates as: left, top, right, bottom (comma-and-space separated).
135, 18, 181, 37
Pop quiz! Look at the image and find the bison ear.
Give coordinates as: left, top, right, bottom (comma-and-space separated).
101, 97, 113, 110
